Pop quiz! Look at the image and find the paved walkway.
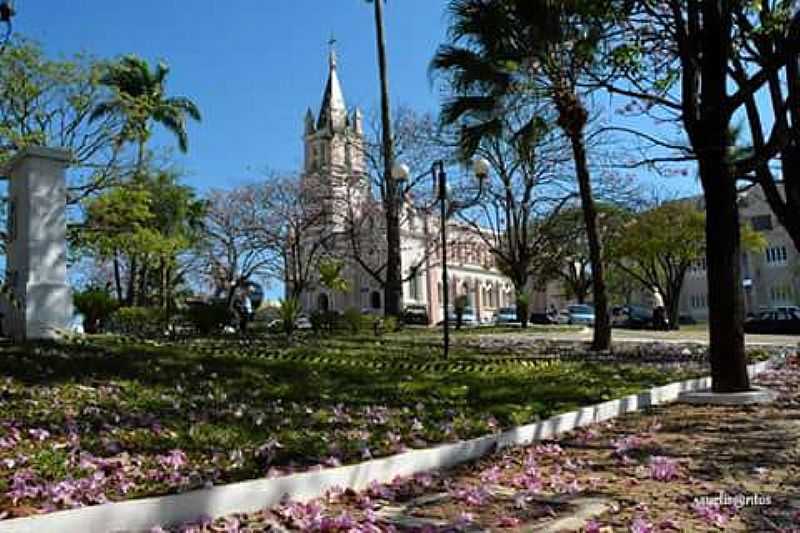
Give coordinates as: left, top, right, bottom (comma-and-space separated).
495, 328, 800, 347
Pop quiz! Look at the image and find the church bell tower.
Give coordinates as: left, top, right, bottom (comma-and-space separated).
302, 41, 368, 226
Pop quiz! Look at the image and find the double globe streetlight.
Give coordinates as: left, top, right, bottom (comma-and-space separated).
392, 158, 490, 358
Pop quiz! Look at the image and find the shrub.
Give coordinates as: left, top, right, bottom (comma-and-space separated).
278, 298, 301, 338
383, 315, 398, 334
73, 288, 118, 334
310, 310, 344, 334
184, 302, 234, 335
310, 311, 325, 334
109, 307, 166, 337
342, 308, 363, 334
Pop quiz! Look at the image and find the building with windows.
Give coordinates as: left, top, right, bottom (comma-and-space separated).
293, 48, 517, 324
678, 185, 799, 320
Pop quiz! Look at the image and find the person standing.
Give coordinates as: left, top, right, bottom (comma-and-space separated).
547, 303, 559, 324
239, 287, 253, 334
651, 287, 666, 330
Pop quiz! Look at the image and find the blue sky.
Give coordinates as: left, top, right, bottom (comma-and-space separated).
17, 1, 703, 297
19, 0, 451, 190
18, 1, 701, 194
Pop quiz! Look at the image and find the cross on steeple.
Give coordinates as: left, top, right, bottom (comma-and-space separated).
328, 34, 337, 69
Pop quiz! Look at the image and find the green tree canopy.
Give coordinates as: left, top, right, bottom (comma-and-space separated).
90, 55, 201, 166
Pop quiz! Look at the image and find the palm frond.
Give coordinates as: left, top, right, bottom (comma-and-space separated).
430, 45, 512, 93
153, 107, 189, 153
459, 119, 502, 158
165, 96, 202, 122
440, 95, 499, 125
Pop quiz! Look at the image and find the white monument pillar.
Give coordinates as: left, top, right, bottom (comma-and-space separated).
2, 147, 72, 340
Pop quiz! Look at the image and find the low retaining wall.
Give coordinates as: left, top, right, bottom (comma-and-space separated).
0, 359, 777, 533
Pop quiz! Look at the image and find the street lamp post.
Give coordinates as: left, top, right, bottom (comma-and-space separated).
392, 158, 489, 358
0, 1, 15, 54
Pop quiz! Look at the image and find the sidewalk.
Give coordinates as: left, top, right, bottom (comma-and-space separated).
169, 356, 800, 532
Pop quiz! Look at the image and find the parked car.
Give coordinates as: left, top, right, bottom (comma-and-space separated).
437, 307, 478, 327
744, 309, 800, 335
403, 304, 430, 325
566, 304, 595, 326
611, 305, 654, 329
530, 312, 558, 325
267, 314, 313, 332
494, 306, 520, 325
69, 313, 86, 335
295, 314, 312, 330
776, 305, 800, 316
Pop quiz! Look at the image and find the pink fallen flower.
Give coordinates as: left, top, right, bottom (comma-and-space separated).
28, 428, 50, 442
159, 449, 188, 471
450, 485, 491, 507
613, 435, 645, 456
479, 465, 502, 484
629, 516, 654, 533
584, 519, 602, 533
648, 456, 679, 481
691, 502, 730, 527
497, 515, 521, 528
454, 512, 475, 528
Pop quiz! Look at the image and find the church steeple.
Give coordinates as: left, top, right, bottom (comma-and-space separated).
317, 37, 347, 131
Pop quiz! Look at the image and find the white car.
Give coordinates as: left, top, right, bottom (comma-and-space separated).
566, 304, 595, 326
295, 315, 313, 330
68, 313, 85, 335
438, 307, 478, 327
267, 316, 312, 331
493, 307, 520, 325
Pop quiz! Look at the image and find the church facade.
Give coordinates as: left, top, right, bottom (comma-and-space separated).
294, 49, 522, 324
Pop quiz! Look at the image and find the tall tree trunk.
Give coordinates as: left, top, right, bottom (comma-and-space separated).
372, 0, 402, 318
569, 133, 611, 351
138, 256, 149, 306
512, 271, 529, 329
126, 254, 138, 306
113, 250, 123, 302
160, 256, 169, 312
553, 82, 610, 351
700, 171, 749, 391
698, 0, 749, 392
664, 287, 680, 331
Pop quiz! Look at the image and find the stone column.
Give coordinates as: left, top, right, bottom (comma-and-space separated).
2, 147, 72, 340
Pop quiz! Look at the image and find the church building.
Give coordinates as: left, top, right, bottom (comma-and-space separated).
294, 48, 520, 324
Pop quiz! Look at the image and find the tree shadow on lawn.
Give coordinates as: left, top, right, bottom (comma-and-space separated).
0, 341, 696, 472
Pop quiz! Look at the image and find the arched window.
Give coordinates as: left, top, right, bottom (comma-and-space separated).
318, 293, 330, 312
371, 291, 381, 310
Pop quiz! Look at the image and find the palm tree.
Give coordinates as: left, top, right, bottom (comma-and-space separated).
90, 55, 201, 172
90, 55, 201, 305
432, 0, 623, 350
366, 0, 402, 318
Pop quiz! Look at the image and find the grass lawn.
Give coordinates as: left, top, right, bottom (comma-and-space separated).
0, 333, 712, 517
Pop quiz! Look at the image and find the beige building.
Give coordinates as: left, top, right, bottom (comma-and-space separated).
294, 48, 517, 324
678, 186, 799, 321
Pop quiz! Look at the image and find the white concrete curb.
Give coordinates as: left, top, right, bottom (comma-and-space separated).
0, 358, 777, 533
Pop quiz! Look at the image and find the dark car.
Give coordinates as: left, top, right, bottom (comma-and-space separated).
403, 304, 430, 325
530, 312, 559, 325
744, 309, 800, 335
611, 304, 657, 329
